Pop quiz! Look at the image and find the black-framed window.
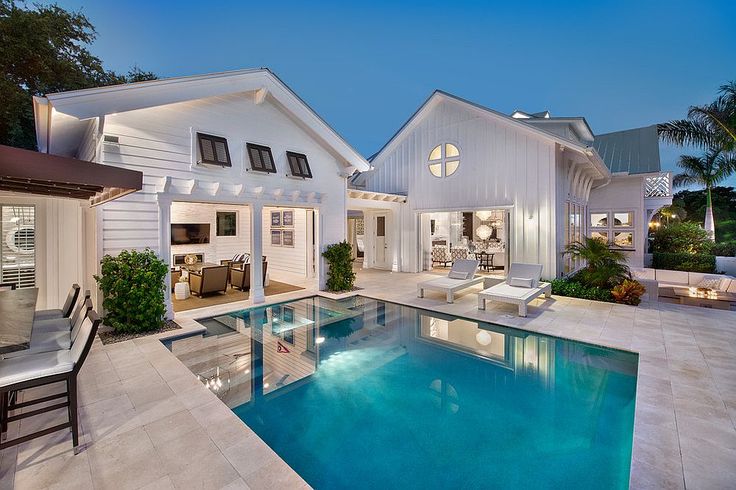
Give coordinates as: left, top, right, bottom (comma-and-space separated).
246, 143, 276, 173
286, 151, 313, 178
197, 133, 231, 167
216, 211, 237, 236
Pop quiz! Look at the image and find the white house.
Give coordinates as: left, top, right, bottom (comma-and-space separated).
9, 70, 673, 315
351, 91, 672, 279
28, 68, 370, 315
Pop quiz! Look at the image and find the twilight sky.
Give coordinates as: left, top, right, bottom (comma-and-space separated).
57, 0, 736, 183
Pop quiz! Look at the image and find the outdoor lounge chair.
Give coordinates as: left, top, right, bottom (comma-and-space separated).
477, 263, 551, 317
417, 259, 484, 303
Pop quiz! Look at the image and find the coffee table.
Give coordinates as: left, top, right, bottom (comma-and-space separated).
672, 287, 736, 311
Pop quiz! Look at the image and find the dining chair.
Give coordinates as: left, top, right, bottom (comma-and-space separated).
33, 290, 91, 334
4, 299, 93, 359
0, 310, 101, 452
34, 284, 81, 320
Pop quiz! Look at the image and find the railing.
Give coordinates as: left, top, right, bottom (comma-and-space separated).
644, 172, 672, 198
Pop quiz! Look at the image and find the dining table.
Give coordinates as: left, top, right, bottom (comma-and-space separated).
0, 288, 39, 354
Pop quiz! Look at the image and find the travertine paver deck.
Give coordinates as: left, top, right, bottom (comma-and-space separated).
0, 268, 734, 489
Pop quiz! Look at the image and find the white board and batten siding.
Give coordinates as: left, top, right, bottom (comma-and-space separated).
364, 99, 560, 277
92, 90, 348, 284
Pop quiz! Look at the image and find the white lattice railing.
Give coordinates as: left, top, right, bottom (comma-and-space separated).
644, 172, 672, 198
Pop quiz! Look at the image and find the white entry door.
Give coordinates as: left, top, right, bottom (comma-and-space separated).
374, 213, 389, 269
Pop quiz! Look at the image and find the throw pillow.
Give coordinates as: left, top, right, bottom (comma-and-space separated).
508, 277, 533, 288
697, 277, 722, 290
448, 270, 468, 280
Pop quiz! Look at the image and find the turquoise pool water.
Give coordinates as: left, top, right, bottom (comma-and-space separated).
196, 296, 638, 489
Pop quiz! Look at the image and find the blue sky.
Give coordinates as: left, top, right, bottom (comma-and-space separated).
58, 0, 736, 184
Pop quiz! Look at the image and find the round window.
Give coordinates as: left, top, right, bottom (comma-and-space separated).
428, 143, 460, 178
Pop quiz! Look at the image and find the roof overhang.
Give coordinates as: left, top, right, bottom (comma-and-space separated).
33, 68, 370, 174
0, 144, 143, 206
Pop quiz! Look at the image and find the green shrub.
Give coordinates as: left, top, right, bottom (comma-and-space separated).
651, 222, 712, 254
711, 241, 736, 257
652, 252, 716, 273
550, 278, 614, 303
94, 248, 168, 333
322, 241, 356, 292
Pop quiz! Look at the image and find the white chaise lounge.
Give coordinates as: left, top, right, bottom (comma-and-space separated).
417, 259, 484, 303
477, 263, 551, 317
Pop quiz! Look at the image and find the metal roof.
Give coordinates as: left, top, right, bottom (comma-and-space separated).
593, 125, 661, 175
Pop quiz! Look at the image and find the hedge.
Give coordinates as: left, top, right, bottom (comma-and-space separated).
652, 252, 716, 273
550, 278, 614, 303
711, 241, 736, 257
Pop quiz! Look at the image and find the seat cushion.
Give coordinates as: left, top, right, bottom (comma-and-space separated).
0, 350, 73, 388
32, 317, 72, 333
34, 309, 64, 321
3, 331, 71, 359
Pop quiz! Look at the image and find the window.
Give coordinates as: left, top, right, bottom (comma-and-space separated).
1, 205, 35, 288
216, 212, 237, 236
589, 211, 635, 250
246, 143, 276, 173
564, 201, 586, 273
197, 133, 231, 167
428, 143, 460, 178
286, 152, 312, 178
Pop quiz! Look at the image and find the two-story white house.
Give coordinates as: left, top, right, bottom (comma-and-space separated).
17, 69, 671, 315
350, 91, 672, 278
30, 69, 370, 315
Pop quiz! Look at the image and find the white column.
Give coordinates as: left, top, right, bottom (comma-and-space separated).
250, 202, 265, 303
158, 197, 173, 319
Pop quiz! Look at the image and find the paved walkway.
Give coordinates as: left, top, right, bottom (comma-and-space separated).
0, 268, 734, 489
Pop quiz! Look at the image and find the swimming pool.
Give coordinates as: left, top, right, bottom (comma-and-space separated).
173, 296, 638, 489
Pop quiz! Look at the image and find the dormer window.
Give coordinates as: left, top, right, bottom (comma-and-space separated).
197, 133, 231, 167
246, 143, 276, 173
286, 152, 312, 178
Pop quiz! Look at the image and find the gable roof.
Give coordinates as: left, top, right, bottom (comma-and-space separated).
33, 68, 370, 173
367, 90, 610, 179
593, 125, 661, 175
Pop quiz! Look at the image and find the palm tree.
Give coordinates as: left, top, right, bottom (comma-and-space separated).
658, 81, 736, 151
673, 149, 736, 240
565, 237, 630, 289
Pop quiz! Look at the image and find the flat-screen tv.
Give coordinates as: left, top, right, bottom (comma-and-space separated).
171, 223, 210, 245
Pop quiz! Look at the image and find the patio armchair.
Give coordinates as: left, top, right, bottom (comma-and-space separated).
477, 263, 551, 317
171, 268, 182, 292
189, 265, 229, 297
0, 309, 102, 452
33, 284, 80, 320
417, 259, 485, 303
431, 246, 452, 267
231, 261, 268, 291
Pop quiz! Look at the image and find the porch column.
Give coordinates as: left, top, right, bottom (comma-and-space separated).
158, 197, 173, 319
250, 202, 265, 303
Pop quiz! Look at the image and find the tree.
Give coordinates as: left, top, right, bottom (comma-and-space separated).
658, 81, 736, 151
672, 149, 736, 240
650, 222, 712, 254
0, 1, 156, 149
